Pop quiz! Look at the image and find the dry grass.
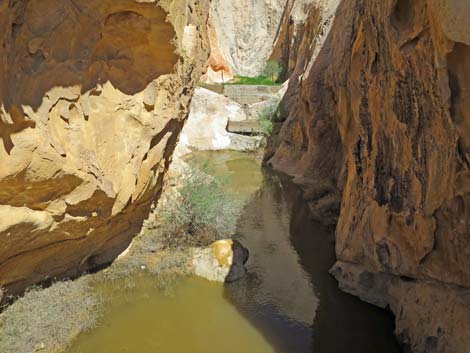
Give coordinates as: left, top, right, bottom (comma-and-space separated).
0, 277, 101, 353
0, 229, 191, 353
161, 166, 243, 248
0, 160, 245, 353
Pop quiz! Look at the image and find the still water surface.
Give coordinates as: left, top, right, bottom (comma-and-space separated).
69, 151, 402, 353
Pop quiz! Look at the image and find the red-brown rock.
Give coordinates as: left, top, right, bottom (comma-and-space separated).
268, 1, 470, 351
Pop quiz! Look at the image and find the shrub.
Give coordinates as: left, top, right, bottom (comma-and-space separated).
227, 75, 280, 86
259, 100, 281, 136
262, 60, 283, 83
260, 114, 274, 137
162, 167, 243, 248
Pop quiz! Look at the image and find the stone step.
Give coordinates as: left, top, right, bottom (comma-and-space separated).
227, 120, 263, 134
223, 85, 281, 105
198, 83, 281, 105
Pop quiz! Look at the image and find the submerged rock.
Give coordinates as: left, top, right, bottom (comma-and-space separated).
192, 239, 249, 283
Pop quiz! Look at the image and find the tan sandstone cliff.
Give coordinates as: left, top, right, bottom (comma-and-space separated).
268, 0, 470, 352
0, 0, 210, 299
207, 0, 288, 77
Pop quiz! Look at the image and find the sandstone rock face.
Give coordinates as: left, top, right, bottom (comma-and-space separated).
210, 0, 288, 76
267, 0, 344, 226
0, 0, 210, 297
330, 261, 470, 353
271, 0, 340, 80
175, 86, 286, 156
175, 88, 264, 155
192, 239, 248, 283
200, 19, 233, 84
268, 0, 470, 351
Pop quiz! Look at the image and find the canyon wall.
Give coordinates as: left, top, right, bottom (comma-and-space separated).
0, 0, 210, 298
266, 0, 342, 225
268, 0, 470, 352
270, 0, 340, 80
208, 0, 288, 77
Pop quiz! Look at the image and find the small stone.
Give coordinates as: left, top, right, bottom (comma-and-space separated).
34, 342, 46, 351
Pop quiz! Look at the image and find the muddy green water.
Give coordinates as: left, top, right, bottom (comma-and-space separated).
68, 276, 274, 353
69, 151, 402, 353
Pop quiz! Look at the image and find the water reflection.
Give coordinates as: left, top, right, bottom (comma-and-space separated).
285, 174, 402, 353
186, 151, 402, 353
69, 151, 402, 353
183, 150, 265, 200
68, 276, 275, 353
224, 179, 317, 353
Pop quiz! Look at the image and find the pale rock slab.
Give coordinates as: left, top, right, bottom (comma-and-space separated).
175, 87, 265, 156
192, 239, 234, 283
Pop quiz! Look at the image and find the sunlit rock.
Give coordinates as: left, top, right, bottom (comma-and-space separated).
175, 88, 266, 156
268, 0, 470, 351
209, 0, 288, 76
0, 0, 211, 297
192, 239, 248, 283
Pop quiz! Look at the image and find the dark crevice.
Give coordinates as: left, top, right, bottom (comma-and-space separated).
391, 0, 413, 31
399, 32, 422, 52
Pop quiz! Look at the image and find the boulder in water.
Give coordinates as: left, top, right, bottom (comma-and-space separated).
192, 239, 249, 283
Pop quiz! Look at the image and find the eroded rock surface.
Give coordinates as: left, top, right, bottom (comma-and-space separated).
0, 0, 210, 297
271, 0, 340, 80
201, 18, 233, 84
268, 0, 470, 351
176, 86, 286, 156
267, 0, 343, 226
209, 0, 288, 76
175, 88, 264, 155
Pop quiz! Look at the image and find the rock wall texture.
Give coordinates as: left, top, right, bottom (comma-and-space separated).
0, 0, 210, 298
268, 0, 470, 352
266, 0, 342, 225
270, 0, 340, 80
175, 87, 265, 156
200, 18, 233, 84
175, 84, 286, 156
209, 0, 288, 76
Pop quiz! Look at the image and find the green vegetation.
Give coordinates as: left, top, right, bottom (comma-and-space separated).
162, 167, 243, 248
226, 60, 283, 86
262, 60, 283, 83
227, 75, 281, 86
259, 100, 282, 136
0, 164, 245, 353
260, 115, 274, 137
0, 278, 101, 353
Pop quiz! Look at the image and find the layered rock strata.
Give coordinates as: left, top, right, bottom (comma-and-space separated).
268, 0, 470, 351
0, 0, 210, 298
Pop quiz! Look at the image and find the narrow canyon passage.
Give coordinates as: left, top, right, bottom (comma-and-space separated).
68, 151, 402, 353
1, 0, 469, 352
